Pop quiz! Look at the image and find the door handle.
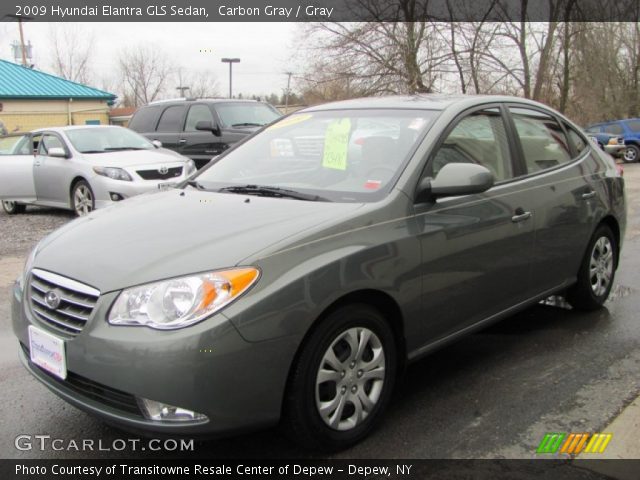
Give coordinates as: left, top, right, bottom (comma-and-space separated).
582, 190, 596, 199
178, 139, 187, 145
34, 160, 41, 166
511, 210, 532, 223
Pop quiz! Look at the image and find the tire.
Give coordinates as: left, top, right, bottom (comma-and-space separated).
71, 180, 95, 216
567, 224, 617, 311
622, 144, 639, 163
282, 304, 397, 451
2, 200, 26, 215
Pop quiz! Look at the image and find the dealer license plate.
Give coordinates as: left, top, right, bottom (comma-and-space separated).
28, 325, 67, 380
158, 182, 177, 191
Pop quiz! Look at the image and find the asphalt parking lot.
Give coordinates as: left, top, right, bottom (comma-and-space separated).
0, 163, 639, 460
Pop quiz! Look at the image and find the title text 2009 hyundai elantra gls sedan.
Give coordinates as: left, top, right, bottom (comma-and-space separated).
12, 96, 626, 450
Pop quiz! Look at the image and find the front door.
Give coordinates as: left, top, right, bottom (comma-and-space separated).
413, 106, 536, 345
33, 133, 70, 206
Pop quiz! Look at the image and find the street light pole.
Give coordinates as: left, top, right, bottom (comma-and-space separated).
221, 58, 240, 98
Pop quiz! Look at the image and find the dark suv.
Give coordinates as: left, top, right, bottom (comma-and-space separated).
128, 99, 282, 169
585, 118, 640, 163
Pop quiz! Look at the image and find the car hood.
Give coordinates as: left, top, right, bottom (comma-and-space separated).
33, 190, 364, 293
79, 148, 188, 167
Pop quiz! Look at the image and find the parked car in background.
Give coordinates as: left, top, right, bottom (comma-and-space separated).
585, 131, 625, 157
0, 126, 196, 216
128, 98, 282, 169
586, 118, 640, 162
13, 95, 625, 451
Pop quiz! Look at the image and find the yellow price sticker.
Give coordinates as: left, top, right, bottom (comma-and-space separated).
322, 118, 351, 171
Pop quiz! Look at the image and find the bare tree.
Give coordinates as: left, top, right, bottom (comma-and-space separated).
49, 24, 94, 84
118, 45, 171, 107
174, 69, 220, 99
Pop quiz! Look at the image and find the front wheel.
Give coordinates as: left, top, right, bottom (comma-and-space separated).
2, 201, 26, 215
71, 180, 95, 216
623, 144, 639, 163
567, 225, 617, 311
282, 304, 397, 451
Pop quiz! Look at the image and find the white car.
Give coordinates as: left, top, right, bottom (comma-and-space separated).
0, 125, 196, 216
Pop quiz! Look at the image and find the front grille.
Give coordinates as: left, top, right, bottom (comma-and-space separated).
137, 166, 183, 180
21, 343, 141, 416
28, 269, 99, 338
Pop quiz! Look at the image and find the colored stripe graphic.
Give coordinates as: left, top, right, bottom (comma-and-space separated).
537, 433, 566, 453
560, 433, 589, 454
583, 433, 613, 453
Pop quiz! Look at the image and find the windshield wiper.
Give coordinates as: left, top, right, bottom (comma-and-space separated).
186, 179, 207, 190
79, 150, 106, 154
218, 184, 329, 202
231, 122, 263, 127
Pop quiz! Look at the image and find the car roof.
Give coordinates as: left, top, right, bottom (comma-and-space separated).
300, 94, 557, 113
144, 98, 265, 107
32, 125, 123, 134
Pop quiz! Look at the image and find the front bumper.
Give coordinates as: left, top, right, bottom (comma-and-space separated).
90, 175, 185, 210
12, 280, 298, 436
604, 144, 625, 157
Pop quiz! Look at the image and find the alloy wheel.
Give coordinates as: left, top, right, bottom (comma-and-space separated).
74, 185, 93, 216
2, 200, 16, 212
623, 146, 637, 162
589, 236, 614, 297
315, 327, 385, 431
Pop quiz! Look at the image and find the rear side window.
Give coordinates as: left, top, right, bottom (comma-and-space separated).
156, 105, 186, 133
128, 106, 160, 132
603, 123, 623, 135
510, 107, 571, 174
430, 108, 513, 182
185, 104, 215, 132
564, 124, 588, 155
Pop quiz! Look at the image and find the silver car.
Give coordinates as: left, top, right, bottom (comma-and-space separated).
0, 126, 197, 216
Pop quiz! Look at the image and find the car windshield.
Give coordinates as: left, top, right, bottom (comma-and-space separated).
216, 103, 282, 127
193, 109, 438, 202
625, 119, 640, 132
65, 127, 154, 154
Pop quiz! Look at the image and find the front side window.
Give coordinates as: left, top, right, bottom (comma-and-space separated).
429, 108, 513, 182
194, 109, 438, 202
603, 123, 623, 135
510, 107, 571, 174
624, 119, 640, 132
215, 103, 281, 128
40, 135, 64, 155
156, 105, 186, 133
185, 104, 215, 132
0, 134, 31, 155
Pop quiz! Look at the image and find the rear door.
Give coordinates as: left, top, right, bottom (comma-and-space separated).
179, 103, 223, 169
506, 105, 596, 293
413, 105, 537, 343
0, 134, 36, 201
151, 105, 187, 152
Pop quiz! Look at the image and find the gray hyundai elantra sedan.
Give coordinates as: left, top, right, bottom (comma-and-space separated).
12, 95, 626, 450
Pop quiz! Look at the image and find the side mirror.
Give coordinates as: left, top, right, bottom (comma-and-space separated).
47, 147, 68, 158
152, 140, 162, 148
195, 120, 221, 137
415, 163, 494, 203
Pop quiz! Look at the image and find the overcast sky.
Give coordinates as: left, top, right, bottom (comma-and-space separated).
0, 22, 304, 98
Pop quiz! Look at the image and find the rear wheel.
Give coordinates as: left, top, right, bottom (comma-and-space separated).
567, 225, 617, 310
282, 304, 397, 451
623, 144, 639, 163
71, 180, 95, 216
2, 200, 26, 215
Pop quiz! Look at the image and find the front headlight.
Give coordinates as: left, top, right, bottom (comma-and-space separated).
108, 268, 260, 330
93, 166, 133, 181
185, 159, 197, 176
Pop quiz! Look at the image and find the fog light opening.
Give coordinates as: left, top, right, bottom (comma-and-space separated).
110, 193, 124, 201
137, 398, 208, 423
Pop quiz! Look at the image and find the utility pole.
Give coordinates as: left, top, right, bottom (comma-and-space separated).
17, 17, 27, 66
284, 71, 293, 112
176, 69, 190, 97
221, 58, 240, 98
